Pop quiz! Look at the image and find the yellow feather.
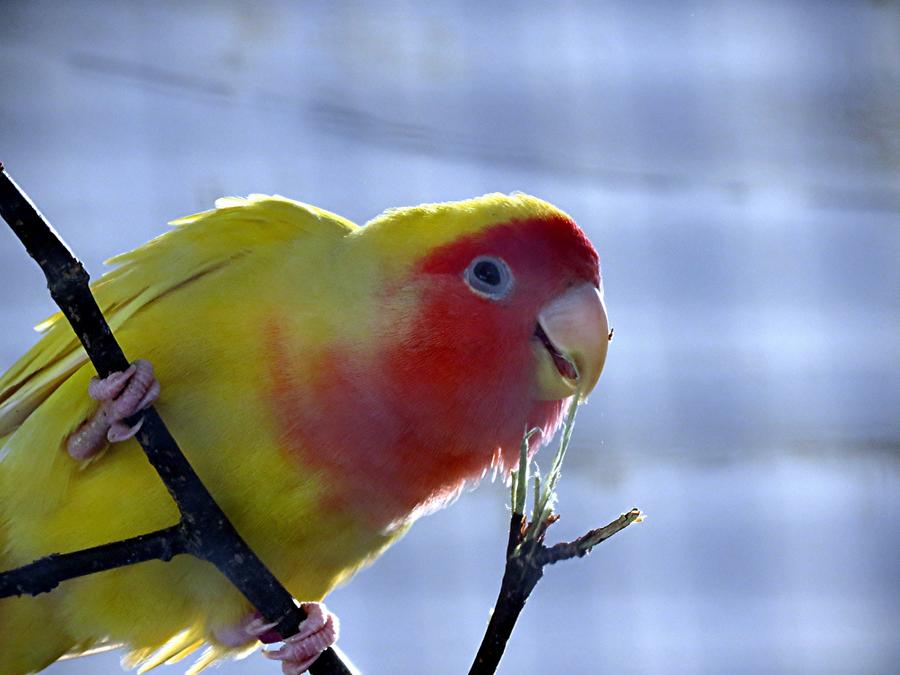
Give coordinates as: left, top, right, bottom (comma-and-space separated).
356, 191, 568, 278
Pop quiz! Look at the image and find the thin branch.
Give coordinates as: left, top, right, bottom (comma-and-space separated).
468, 508, 641, 675
535, 508, 643, 566
0, 526, 186, 597
0, 164, 351, 675
469, 514, 544, 675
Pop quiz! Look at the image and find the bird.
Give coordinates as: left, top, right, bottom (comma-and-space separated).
0, 192, 609, 673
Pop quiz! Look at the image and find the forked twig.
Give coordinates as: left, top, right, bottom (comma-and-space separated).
469, 401, 642, 674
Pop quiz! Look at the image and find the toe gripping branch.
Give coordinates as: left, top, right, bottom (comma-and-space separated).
0, 166, 352, 675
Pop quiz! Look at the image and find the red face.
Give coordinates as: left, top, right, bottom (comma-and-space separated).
402, 213, 604, 408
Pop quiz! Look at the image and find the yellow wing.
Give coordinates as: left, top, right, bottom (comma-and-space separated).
0, 195, 356, 440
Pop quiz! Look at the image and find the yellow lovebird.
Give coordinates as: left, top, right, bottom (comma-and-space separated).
0, 192, 609, 673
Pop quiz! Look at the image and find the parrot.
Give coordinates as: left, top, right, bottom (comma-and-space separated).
0, 192, 609, 673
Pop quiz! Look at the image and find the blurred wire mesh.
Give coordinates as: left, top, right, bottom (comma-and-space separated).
1, 1, 897, 673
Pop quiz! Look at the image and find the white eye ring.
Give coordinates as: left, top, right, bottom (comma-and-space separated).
464, 255, 514, 299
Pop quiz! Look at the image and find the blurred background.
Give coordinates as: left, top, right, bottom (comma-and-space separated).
1, 1, 898, 673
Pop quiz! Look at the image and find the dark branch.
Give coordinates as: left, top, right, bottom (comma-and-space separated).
469, 508, 642, 675
0, 526, 186, 597
469, 513, 543, 675
0, 164, 351, 675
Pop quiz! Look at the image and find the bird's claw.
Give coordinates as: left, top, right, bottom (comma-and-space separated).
95, 359, 160, 421
66, 359, 160, 460
263, 603, 339, 675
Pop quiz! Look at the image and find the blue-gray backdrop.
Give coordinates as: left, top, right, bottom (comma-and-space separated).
1, 1, 897, 673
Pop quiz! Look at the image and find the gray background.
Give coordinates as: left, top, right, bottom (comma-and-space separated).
1, 1, 898, 673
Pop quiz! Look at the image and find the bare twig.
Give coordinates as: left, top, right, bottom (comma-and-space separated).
0, 526, 185, 597
535, 508, 642, 566
0, 165, 351, 675
469, 508, 641, 675
469, 401, 642, 675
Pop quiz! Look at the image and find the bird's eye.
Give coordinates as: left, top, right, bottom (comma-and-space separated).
464, 255, 514, 299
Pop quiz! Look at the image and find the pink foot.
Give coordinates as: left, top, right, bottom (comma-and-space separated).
66, 359, 160, 460
263, 603, 339, 675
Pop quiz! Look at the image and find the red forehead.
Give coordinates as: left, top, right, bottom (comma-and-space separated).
416, 215, 600, 288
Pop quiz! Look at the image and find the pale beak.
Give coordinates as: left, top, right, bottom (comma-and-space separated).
533, 283, 609, 400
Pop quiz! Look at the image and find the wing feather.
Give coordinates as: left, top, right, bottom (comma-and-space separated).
0, 195, 356, 437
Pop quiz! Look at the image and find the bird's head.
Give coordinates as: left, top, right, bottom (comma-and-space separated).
357, 193, 609, 411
